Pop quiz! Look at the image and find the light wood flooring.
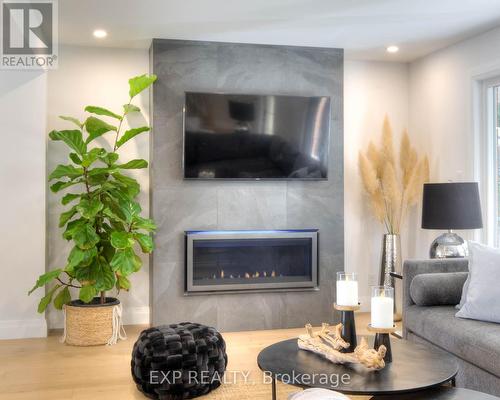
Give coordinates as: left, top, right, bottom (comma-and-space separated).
0, 313, 390, 400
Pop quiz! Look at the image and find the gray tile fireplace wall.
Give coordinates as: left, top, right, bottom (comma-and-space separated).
150, 39, 344, 331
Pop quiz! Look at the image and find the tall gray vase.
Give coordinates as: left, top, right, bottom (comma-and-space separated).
379, 233, 401, 287
379, 233, 402, 321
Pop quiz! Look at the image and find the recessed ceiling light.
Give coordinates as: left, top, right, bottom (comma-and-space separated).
386, 45, 399, 54
93, 29, 107, 39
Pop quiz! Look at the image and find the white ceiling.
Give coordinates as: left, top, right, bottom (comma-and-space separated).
59, 0, 500, 62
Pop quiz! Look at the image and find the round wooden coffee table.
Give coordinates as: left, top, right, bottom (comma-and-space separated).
257, 337, 458, 399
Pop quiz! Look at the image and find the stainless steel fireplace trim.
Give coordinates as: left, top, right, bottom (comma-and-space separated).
185, 230, 318, 294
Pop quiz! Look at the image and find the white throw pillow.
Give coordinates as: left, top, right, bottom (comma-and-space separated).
456, 241, 500, 323
288, 388, 349, 400
456, 262, 471, 309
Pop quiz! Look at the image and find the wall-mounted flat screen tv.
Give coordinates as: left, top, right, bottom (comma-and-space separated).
183, 92, 331, 180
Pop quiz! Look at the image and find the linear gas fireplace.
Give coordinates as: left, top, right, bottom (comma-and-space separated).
185, 230, 318, 294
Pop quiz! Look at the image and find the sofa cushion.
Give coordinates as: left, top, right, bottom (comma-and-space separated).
410, 272, 468, 306
405, 305, 500, 378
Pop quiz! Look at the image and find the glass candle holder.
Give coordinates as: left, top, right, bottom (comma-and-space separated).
371, 286, 394, 328
336, 272, 359, 306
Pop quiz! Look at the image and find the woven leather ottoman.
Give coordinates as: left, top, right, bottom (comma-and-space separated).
131, 322, 227, 399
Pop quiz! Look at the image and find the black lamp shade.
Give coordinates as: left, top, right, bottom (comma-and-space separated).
421, 182, 483, 230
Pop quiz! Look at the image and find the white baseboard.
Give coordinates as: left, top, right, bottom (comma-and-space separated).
0, 318, 47, 339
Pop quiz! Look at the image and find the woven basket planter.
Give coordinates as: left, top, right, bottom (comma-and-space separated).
64, 297, 120, 346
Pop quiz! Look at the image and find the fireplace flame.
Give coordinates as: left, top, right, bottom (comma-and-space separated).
211, 269, 278, 280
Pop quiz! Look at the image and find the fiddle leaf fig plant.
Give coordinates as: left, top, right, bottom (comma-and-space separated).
29, 74, 157, 312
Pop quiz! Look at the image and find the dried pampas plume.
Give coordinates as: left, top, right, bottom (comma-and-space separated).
359, 153, 379, 195
381, 116, 396, 167
358, 116, 429, 234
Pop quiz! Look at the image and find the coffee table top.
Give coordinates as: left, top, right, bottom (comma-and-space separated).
257, 337, 458, 395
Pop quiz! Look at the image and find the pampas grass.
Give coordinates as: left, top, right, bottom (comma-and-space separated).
358, 116, 429, 234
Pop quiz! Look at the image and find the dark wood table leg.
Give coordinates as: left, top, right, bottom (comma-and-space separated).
271, 377, 277, 400
340, 310, 357, 352
374, 332, 392, 363
451, 377, 456, 387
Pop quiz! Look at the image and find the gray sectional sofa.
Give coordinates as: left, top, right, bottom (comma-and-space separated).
403, 259, 500, 396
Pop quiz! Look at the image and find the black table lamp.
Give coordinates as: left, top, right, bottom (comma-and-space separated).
422, 182, 482, 258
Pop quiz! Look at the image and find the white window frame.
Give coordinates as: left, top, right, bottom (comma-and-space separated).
474, 76, 500, 246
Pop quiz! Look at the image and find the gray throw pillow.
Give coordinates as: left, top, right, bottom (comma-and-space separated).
410, 272, 468, 306
456, 241, 500, 323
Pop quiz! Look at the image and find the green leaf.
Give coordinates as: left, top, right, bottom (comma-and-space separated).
59, 206, 77, 227
69, 153, 82, 165
37, 285, 61, 313
50, 180, 82, 193
110, 231, 134, 249
67, 246, 97, 269
117, 159, 148, 169
77, 198, 104, 219
116, 126, 150, 148
59, 115, 83, 128
73, 224, 100, 249
88, 166, 114, 177
81, 148, 105, 167
94, 258, 116, 292
84, 105, 122, 120
117, 275, 131, 291
110, 248, 140, 275
134, 233, 153, 253
62, 218, 86, 240
111, 172, 140, 198
49, 164, 84, 181
29, 269, 62, 295
53, 287, 71, 310
87, 173, 109, 187
123, 104, 140, 115
79, 285, 97, 303
85, 116, 117, 144
101, 240, 116, 263
103, 207, 125, 223
133, 216, 157, 231
49, 130, 86, 155
128, 74, 157, 98
118, 200, 141, 223
99, 151, 119, 166
61, 193, 80, 205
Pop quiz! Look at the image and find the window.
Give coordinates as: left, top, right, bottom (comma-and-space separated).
478, 78, 500, 246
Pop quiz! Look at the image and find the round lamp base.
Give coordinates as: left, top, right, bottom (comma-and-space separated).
430, 232, 468, 259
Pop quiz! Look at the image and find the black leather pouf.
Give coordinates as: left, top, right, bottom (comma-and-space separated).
131, 322, 227, 400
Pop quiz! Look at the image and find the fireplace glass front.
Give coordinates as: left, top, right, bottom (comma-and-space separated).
185, 230, 318, 293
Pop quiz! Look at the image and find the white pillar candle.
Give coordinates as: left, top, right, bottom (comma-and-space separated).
336, 280, 359, 306
371, 295, 394, 328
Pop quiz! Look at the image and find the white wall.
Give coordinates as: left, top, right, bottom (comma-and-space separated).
408, 25, 500, 254
344, 60, 412, 308
46, 45, 151, 328
0, 71, 48, 339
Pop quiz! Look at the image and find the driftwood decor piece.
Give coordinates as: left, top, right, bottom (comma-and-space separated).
297, 323, 387, 370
